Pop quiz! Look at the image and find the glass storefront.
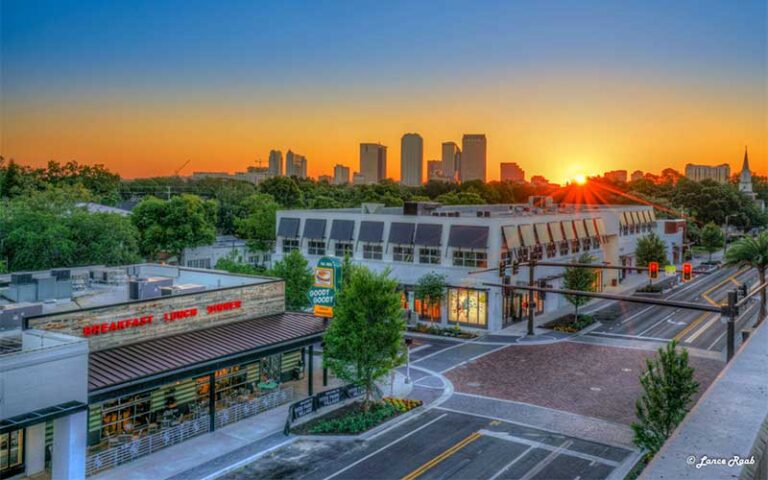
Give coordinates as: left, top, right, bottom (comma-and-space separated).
87, 350, 303, 455
447, 288, 487, 328
0, 429, 24, 477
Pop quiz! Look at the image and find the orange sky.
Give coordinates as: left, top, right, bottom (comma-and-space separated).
2, 72, 766, 184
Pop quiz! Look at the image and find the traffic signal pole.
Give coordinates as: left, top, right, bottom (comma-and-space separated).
527, 259, 536, 336
725, 290, 738, 362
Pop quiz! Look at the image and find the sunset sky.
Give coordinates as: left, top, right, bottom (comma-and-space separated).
1, 0, 766, 183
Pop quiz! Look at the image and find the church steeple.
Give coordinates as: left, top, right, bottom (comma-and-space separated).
742, 145, 750, 173
739, 145, 754, 195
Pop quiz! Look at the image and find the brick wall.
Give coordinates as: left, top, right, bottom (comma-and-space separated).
27, 280, 285, 351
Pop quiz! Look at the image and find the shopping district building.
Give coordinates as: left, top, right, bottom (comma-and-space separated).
0, 265, 325, 478
274, 199, 685, 331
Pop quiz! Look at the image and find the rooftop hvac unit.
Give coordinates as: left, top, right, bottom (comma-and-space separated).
51, 269, 71, 281
10, 273, 33, 285
0, 302, 43, 330
129, 277, 174, 300
160, 284, 206, 297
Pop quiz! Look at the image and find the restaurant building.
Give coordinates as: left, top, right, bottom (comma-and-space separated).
274, 199, 685, 331
0, 264, 325, 478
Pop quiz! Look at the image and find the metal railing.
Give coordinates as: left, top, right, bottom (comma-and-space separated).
216, 386, 294, 429
85, 387, 294, 476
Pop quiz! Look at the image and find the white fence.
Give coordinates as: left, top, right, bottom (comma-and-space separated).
85, 387, 295, 476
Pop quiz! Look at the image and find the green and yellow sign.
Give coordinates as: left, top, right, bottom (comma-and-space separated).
308, 257, 342, 318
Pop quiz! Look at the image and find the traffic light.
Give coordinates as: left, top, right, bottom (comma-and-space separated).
498, 260, 506, 277
739, 283, 749, 299
512, 260, 520, 276
648, 261, 659, 280
681, 262, 693, 282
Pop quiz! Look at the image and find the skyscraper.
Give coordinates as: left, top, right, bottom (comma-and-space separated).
400, 133, 423, 186
685, 164, 730, 183
268, 150, 283, 176
441, 142, 461, 182
461, 134, 486, 182
500, 162, 525, 182
285, 150, 307, 178
333, 164, 350, 185
427, 160, 443, 181
359, 143, 387, 185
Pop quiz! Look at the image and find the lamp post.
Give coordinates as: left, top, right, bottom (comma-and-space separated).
724, 214, 737, 256
404, 338, 412, 384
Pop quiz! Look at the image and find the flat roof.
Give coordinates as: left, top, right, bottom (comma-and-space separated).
0, 264, 272, 316
88, 311, 326, 396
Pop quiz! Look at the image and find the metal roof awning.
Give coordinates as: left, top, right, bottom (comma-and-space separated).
302, 219, 327, 239
562, 221, 577, 241
574, 219, 588, 239
1, 401, 87, 435
534, 223, 551, 244
649, 209, 657, 222
642, 210, 652, 224
631, 211, 642, 226
414, 224, 443, 247
585, 218, 598, 237
88, 312, 327, 399
277, 218, 300, 237
548, 222, 564, 242
619, 212, 628, 227
625, 211, 636, 226
329, 219, 355, 241
448, 225, 489, 249
596, 218, 607, 239
388, 222, 415, 244
519, 224, 536, 247
503, 226, 521, 249
358, 221, 384, 243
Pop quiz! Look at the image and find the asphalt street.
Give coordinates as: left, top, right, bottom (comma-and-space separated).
589, 266, 760, 351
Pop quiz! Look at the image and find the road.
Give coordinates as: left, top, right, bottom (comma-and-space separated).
588, 265, 760, 352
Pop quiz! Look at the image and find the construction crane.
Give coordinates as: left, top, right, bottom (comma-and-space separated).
174, 159, 191, 177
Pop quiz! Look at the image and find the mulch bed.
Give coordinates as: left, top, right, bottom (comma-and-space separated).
445, 342, 723, 425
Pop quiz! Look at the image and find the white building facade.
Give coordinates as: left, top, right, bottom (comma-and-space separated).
182, 235, 270, 270
274, 201, 684, 332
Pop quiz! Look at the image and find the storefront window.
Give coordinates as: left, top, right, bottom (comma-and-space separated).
447, 288, 487, 328
452, 249, 488, 268
100, 392, 152, 439
414, 297, 441, 322
393, 245, 414, 263
363, 243, 383, 260
282, 238, 299, 253
418, 247, 441, 264
0, 429, 24, 476
334, 242, 353, 258
308, 240, 326, 256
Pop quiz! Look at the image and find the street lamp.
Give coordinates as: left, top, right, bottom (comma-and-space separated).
724, 214, 737, 255
404, 338, 412, 384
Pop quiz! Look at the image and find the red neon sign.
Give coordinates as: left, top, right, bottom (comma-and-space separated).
83, 316, 153, 336
206, 300, 242, 314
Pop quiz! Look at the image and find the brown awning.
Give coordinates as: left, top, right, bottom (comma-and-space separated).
574, 219, 588, 239
562, 221, 577, 241
534, 223, 551, 244
548, 222, 564, 242
585, 218, 598, 237
88, 312, 326, 393
519, 224, 536, 247
596, 218, 607, 239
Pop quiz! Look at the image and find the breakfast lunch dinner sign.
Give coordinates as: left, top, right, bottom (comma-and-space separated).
308, 257, 341, 318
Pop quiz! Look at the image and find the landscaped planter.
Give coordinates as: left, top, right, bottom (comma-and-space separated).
407, 324, 479, 339
290, 397, 423, 436
541, 314, 596, 333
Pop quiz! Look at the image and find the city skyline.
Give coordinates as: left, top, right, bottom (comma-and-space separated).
1, 0, 766, 183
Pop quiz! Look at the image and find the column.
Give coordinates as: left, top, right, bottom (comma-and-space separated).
208, 373, 216, 432
25, 422, 46, 477
307, 345, 314, 396
52, 411, 87, 480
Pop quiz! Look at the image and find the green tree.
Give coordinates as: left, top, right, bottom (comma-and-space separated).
562, 253, 598, 321
435, 191, 486, 205
259, 176, 304, 208
132, 194, 217, 262
268, 250, 314, 311
68, 210, 142, 266
725, 232, 768, 325
414, 272, 446, 322
215, 252, 265, 275
699, 222, 724, 262
323, 266, 405, 408
235, 193, 279, 252
635, 232, 669, 267
632, 340, 699, 458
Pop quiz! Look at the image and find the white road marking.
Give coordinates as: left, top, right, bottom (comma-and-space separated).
488, 446, 534, 480
684, 315, 718, 343
480, 430, 620, 467
637, 309, 679, 336
588, 331, 670, 343
323, 413, 448, 480
519, 440, 574, 480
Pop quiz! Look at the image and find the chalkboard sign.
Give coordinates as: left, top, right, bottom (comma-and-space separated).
316, 387, 344, 408
291, 398, 315, 420
345, 384, 365, 399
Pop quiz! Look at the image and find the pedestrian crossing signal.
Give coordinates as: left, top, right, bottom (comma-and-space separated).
648, 262, 659, 280
682, 262, 693, 282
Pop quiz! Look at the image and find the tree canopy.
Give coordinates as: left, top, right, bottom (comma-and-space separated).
699, 222, 724, 261
268, 250, 314, 311
725, 231, 768, 325
562, 253, 598, 320
635, 232, 669, 267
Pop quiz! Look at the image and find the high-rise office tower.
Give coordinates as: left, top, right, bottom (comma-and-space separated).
359, 143, 387, 184
268, 150, 283, 176
500, 162, 525, 182
460, 134, 486, 182
286, 150, 308, 178
441, 142, 461, 182
427, 160, 443, 181
333, 164, 350, 185
400, 133, 423, 186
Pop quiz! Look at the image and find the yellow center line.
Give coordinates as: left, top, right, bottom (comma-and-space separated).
401, 432, 482, 480
674, 311, 712, 341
